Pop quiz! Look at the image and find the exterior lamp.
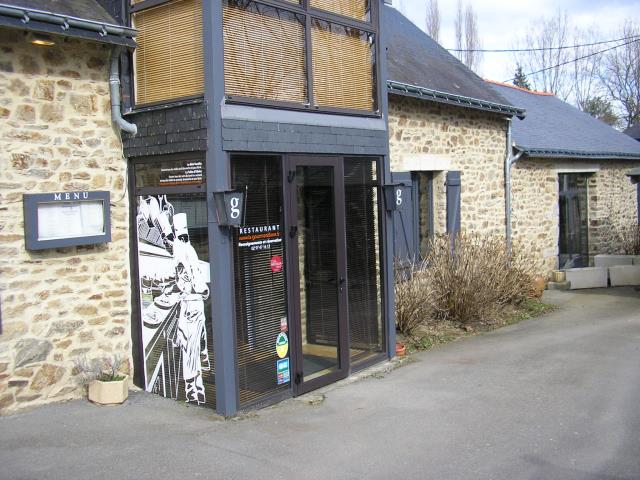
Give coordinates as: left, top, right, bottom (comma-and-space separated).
382, 183, 406, 211
31, 34, 55, 46
213, 189, 246, 227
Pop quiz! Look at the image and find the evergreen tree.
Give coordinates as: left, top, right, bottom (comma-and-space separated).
583, 96, 619, 127
513, 65, 532, 90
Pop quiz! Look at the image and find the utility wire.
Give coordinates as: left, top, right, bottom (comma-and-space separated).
502, 37, 640, 83
448, 34, 640, 53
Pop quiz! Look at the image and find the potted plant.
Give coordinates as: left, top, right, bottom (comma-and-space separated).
74, 355, 129, 405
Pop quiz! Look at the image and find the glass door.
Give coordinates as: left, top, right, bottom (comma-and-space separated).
285, 156, 349, 394
559, 173, 589, 268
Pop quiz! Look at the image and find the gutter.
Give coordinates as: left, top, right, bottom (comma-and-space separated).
518, 147, 640, 161
110, 47, 137, 135
388, 80, 526, 119
505, 120, 524, 256
0, 3, 136, 45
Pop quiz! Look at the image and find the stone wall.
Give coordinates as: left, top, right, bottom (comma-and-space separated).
388, 95, 640, 275
511, 159, 640, 274
510, 159, 559, 274
589, 162, 640, 256
388, 95, 508, 238
0, 29, 131, 414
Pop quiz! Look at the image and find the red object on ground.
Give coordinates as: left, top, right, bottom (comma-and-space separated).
270, 255, 283, 273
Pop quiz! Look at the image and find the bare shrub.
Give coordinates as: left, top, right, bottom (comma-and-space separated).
424, 234, 537, 324
394, 259, 440, 336
394, 234, 538, 331
73, 355, 125, 385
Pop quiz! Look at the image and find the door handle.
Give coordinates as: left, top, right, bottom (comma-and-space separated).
339, 276, 345, 292
289, 225, 298, 238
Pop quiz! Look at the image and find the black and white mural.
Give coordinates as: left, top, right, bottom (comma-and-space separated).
136, 194, 215, 407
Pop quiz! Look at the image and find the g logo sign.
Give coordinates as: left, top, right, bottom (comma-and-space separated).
229, 196, 240, 219
395, 188, 403, 207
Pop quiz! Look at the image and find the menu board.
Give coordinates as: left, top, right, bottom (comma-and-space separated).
37, 200, 105, 240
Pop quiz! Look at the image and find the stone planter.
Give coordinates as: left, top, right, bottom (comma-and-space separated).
88, 376, 129, 405
609, 265, 640, 287
594, 254, 634, 268
565, 267, 608, 290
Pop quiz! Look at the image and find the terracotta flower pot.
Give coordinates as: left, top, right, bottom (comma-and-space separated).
532, 276, 546, 298
88, 376, 129, 405
395, 342, 406, 357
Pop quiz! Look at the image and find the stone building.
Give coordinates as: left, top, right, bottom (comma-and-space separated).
1, 0, 396, 416
383, 5, 524, 258
491, 81, 640, 273
0, 2, 136, 413
383, 4, 640, 275
2, 0, 639, 417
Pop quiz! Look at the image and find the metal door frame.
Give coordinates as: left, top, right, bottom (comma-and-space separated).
283, 155, 350, 395
558, 173, 590, 268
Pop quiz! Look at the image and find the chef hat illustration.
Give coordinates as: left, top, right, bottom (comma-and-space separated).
173, 213, 189, 237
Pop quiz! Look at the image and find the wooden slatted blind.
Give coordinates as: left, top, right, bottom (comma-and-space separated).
223, 1, 307, 103
133, 0, 204, 105
311, 20, 374, 111
309, 0, 369, 21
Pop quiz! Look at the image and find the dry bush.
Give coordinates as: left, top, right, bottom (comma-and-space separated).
617, 224, 640, 255
394, 234, 538, 331
394, 259, 441, 336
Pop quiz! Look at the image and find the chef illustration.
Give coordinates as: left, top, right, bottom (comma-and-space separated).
171, 213, 210, 404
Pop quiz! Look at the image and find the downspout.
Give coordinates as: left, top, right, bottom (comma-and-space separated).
505, 118, 523, 256
109, 47, 137, 135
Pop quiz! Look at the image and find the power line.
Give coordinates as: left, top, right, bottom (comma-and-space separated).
448, 34, 640, 53
502, 37, 640, 83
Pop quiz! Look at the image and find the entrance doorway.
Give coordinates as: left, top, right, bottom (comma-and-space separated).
285, 156, 349, 393
230, 154, 385, 408
559, 173, 590, 268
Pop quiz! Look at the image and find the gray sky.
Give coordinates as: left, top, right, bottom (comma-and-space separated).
394, 0, 639, 82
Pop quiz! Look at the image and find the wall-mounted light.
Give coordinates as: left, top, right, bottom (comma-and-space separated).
31, 34, 55, 46
213, 189, 246, 227
382, 183, 406, 211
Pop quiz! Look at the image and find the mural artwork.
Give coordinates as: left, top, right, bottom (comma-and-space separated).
136, 194, 214, 407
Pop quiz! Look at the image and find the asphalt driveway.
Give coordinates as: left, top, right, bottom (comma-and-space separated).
1, 287, 639, 480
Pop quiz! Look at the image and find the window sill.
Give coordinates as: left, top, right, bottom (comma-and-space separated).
124, 96, 205, 116
225, 96, 381, 119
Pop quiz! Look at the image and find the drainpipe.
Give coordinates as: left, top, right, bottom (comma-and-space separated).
109, 47, 137, 135
505, 118, 523, 256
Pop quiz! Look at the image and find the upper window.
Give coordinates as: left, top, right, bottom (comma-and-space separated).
311, 20, 374, 111
310, 0, 370, 22
222, 0, 377, 114
223, 1, 307, 104
132, 0, 204, 106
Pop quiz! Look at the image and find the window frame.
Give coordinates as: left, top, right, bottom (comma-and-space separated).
128, 0, 206, 109
127, 0, 381, 116
221, 0, 381, 117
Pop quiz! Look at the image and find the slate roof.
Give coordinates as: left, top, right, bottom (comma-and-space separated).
4, 0, 114, 23
624, 124, 640, 141
383, 5, 524, 118
490, 81, 640, 160
0, 0, 135, 46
